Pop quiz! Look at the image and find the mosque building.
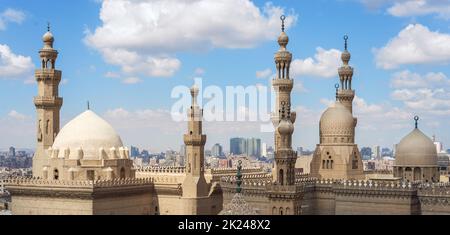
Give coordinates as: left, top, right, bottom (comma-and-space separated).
4, 17, 450, 215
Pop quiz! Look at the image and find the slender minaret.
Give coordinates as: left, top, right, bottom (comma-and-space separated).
271, 16, 296, 182
182, 84, 208, 198
337, 35, 355, 115
32, 24, 63, 178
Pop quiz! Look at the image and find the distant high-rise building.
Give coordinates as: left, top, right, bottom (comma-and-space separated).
211, 143, 223, 157
262, 143, 268, 157
130, 146, 140, 158
372, 146, 381, 160
230, 137, 246, 155
246, 138, 261, 158
8, 147, 15, 158
433, 135, 444, 153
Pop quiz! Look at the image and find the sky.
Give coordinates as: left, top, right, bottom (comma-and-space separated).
0, 0, 450, 153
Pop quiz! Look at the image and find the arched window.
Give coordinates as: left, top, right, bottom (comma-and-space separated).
330, 160, 334, 169
279, 207, 283, 215
120, 167, 126, 179
322, 160, 326, 169
279, 169, 284, 185
286, 207, 290, 215
272, 207, 277, 215
53, 169, 59, 180
155, 206, 159, 215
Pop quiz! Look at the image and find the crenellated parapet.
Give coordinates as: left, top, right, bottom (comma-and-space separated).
4, 177, 154, 188
137, 166, 186, 174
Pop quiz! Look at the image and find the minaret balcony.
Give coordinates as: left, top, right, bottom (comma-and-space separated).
338, 67, 354, 75
34, 96, 63, 108
272, 78, 293, 87
35, 70, 62, 81
183, 134, 206, 145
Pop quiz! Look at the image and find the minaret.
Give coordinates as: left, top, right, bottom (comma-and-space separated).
337, 35, 355, 115
182, 84, 208, 198
271, 15, 296, 182
32, 24, 63, 178
274, 104, 296, 185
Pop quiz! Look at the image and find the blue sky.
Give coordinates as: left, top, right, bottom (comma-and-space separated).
0, 0, 450, 152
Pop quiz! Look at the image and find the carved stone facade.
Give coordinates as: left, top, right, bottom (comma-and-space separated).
33, 27, 63, 178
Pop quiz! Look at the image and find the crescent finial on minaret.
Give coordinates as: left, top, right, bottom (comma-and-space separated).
414, 116, 419, 129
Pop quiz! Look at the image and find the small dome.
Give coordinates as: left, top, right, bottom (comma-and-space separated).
278, 31, 289, 48
341, 50, 351, 64
43, 31, 54, 44
320, 102, 354, 140
52, 110, 124, 159
395, 128, 438, 166
277, 119, 294, 135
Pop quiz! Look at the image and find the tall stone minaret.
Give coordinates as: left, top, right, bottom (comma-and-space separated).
271, 15, 296, 183
32, 24, 63, 178
182, 84, 208, 198
337, 35, 355, 115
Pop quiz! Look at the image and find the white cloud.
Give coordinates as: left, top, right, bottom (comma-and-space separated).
387, 0, 450, 19
8, 110, 28, 120
85, 0, 297, 79
291, 47, 341, 78
390, 70, 450, 88
256, 68, 272, 79
360, 0, 450, 19
0, 8, 25, 30
0, 44, 34, 80
390, 70, 450, 113
104, 71, 120, 78
374, 24, 450, 69
122, 77, 143, 84
294, 82, 308, 93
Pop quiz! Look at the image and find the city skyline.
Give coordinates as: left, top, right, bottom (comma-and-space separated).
0, 0, 450, 152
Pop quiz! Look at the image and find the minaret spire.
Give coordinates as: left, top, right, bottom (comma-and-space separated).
344, 34, 348, 51
337, 35, 355, 114
47, 22, 50, 32
414, 116, 419, 129
281, 15, 286, 32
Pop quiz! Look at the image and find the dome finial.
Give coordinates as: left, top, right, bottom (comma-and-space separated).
344, 35, 348, 51
236, 160, 242, 193
280, 15, 286, 32
47, 22, 50, 32
87, 101, 90, 110
414, 116, 419, 129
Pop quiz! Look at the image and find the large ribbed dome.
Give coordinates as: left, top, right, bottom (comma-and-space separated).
319, 102, 354, 143
395, 128, 437, 166
52, 110, 124, 159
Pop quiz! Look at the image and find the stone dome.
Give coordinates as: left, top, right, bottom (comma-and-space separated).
52, 110, 125, 160
319, 101, 354, 142
395, 128, 438, 166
